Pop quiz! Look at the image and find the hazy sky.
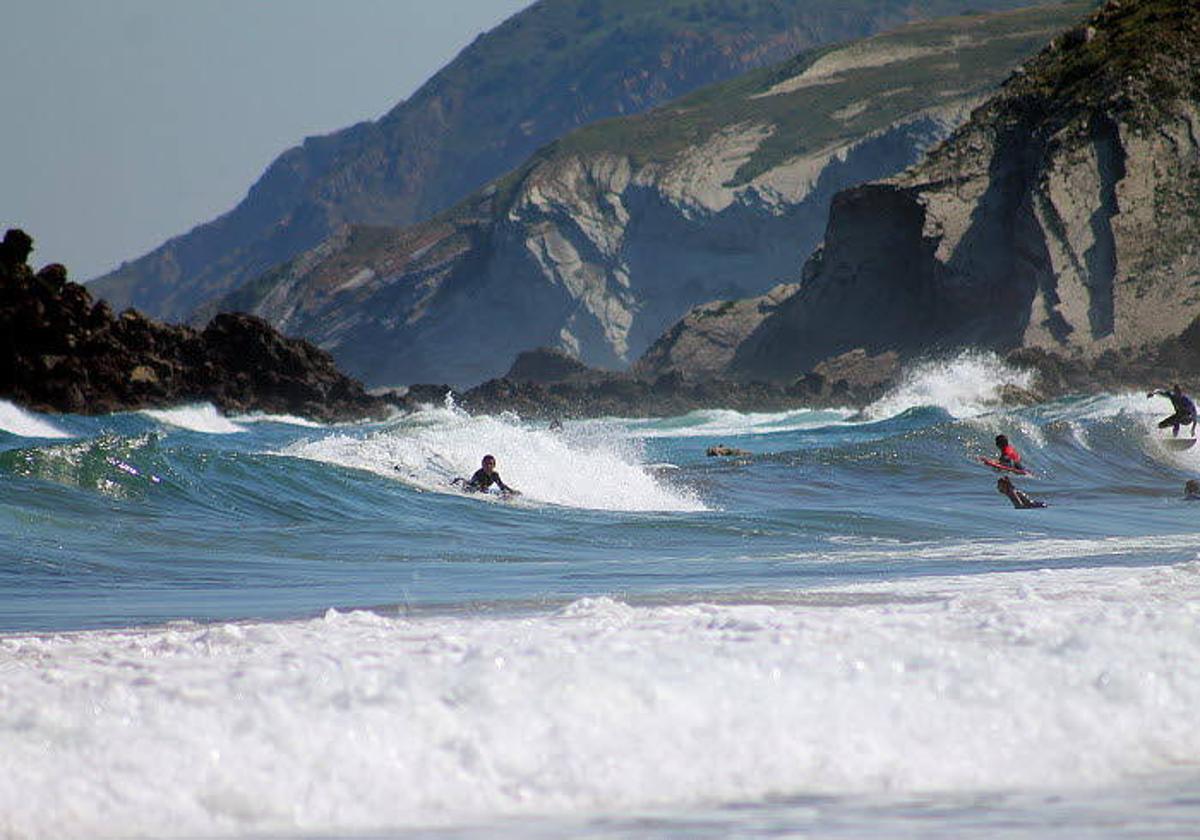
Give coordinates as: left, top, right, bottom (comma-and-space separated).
1, 0, 532, 281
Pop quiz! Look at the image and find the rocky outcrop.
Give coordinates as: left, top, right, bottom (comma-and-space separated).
634, 283, 799, 380
211, 3, 1085, 388
0, 231, 389, 422
734, 0, 1200, 382
90, 0, 1040, 325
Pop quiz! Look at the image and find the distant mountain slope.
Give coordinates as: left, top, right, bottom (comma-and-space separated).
90, 0, 1047, 323
216, 2, 1089, 387
730, 0, 1200, 382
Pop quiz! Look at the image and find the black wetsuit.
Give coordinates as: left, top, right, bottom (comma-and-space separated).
465, 468, 512, 493
1154, 390, 1197, 434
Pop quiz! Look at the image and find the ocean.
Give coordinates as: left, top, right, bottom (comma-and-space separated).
2, 352, 1199, 839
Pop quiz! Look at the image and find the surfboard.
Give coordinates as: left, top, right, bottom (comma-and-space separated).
979, 456, 1031, 476
1163, 438, 1197, 450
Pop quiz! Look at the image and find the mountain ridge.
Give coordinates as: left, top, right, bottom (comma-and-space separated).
214, 2, 1090, 387
89, 0, 1047, 325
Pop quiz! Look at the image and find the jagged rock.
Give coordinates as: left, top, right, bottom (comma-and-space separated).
93, 1, 1008, 326
505, 347, 591, 384
0, 229, 390, 422
635, 284, 799, 382
734, 0, 1200, 385
174, 4, 1082, 388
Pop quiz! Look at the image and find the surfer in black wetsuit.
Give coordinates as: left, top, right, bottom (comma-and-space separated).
1185, 480, 1200, 501
1148, 385, 1197, 437
997, 476, 1045, 509
454, 454, 519, 495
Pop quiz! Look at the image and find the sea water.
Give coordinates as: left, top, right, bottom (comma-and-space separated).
2, 353, 1199, 839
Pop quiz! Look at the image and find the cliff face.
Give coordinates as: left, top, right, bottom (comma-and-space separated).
88, 0, 1042, 325
216, 3, 1086, 387
734, 0, 1200, 381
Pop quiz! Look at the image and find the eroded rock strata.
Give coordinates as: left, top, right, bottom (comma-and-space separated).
201, 4, 1085, 388
733, 0, 1200, 382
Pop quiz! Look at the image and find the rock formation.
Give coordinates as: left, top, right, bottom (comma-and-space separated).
90, 0, 1039, 325
0, 231, 389, 422
733, 0, 1200, 383
204, 3, 1086, 388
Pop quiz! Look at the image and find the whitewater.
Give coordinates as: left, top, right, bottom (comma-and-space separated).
3, 354, 1200, 839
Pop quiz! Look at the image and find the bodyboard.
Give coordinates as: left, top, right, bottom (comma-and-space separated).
979, 456, 1032, 476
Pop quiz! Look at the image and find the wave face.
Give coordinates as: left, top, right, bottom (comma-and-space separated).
4, 355, 1200, 837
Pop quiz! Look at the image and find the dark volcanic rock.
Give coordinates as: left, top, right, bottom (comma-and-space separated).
505, 347, 593, 385
0, 230, 389, 422
392, 343, 898, 419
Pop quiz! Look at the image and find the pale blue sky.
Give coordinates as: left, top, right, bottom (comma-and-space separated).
1, 1, 531, 280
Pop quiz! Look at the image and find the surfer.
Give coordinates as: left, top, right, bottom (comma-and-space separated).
1148, 385, 1197, 437
453, 454, 519, 496
996, 476, 1045, 509
994, 434, 1024, 470
1186, 480, 1200, 501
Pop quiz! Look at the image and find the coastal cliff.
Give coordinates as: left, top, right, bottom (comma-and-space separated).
212, 4, 1087, 388
732, 0, 1200, 382
89, 0, 1039, 326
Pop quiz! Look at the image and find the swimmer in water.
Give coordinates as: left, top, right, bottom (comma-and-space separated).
453, 454, 519, 496
997, 476, 1046, 509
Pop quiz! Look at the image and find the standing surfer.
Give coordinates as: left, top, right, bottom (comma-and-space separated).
1148, 385, 1197, 437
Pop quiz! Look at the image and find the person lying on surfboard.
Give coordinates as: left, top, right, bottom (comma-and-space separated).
1185, 480, 1200, 501
997, 476, 1045, 509
994, 434, 1024, 470
1147, 385, 1197, 438
453, 454, 520, 496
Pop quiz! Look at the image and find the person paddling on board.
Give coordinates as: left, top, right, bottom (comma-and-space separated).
453, 454, 519, 496
997, 476, 1045, 509
994, 434, 1024, 470
1185, 480, 1200, 501
1148, 384, 1197, 438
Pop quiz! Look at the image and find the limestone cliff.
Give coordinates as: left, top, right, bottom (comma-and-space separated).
217, 3, 1086, 387
734, 0, 1200, 381
90, 0, 1039, 325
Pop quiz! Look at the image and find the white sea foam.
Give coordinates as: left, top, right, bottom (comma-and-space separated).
620, 407, 854, 439
864, 352, 1036, 421
786, 532, 1200, 566
0, 400, 72, 439
143, 404, 246, 434
230, 412, 323, 428
278, 403, 704, 512
2, 561, 1198, 838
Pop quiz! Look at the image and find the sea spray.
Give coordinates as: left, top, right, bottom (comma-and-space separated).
2, 562, 1199, 838
280, 402, 705, 513
0, 400, 73, 439
863, 352, 1036, 421
143, 403, 246, 434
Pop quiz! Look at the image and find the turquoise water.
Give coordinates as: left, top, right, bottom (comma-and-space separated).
3, 354, 1200, 838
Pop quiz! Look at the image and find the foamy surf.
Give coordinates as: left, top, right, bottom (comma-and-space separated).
863, 352, 1036, 421
2, 561, 1197, 839
279, 404, 705, 512
622, 407, 854, 439
230, 412, 323, 428
0, 400, 72, 439
142, 404, 246, 434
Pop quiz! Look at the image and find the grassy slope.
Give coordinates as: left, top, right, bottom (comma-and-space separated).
487, 2, 1094, 210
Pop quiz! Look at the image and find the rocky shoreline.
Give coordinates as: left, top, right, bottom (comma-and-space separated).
391, 338, 1200, 421
1, 230, 390, 423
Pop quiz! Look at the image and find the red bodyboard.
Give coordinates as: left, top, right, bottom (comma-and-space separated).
979, 456, 1031, 476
